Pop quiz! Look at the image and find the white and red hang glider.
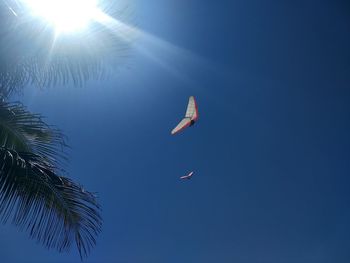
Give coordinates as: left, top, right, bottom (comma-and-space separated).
171, 96, 199, 135
180, 171, 194, 180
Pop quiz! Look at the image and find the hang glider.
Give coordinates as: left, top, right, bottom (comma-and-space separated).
180, 171, 194, 180
171, 96, 199, 135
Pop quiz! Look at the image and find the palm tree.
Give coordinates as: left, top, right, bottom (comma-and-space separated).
0, 101, 102, 259
0, 0, 131, 259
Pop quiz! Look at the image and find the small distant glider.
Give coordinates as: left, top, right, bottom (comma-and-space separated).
180, 171, 194, 180
171, 96, 199, 135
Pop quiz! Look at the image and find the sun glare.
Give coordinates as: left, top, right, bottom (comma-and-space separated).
22, 0, 98, 32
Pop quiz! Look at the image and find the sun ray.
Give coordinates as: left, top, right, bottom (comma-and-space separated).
3, 0, 18, 16
93, 11, 208, 83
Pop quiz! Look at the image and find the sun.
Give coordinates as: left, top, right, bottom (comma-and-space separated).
22, 0, 99, 32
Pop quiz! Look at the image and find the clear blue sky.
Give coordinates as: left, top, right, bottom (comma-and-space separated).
2, 0, 350, 262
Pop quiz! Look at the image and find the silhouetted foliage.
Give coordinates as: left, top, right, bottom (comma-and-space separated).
0, 101, 102, 259
0, 0, 132, 258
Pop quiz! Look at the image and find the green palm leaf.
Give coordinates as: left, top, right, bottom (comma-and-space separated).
0, 102, 102, 259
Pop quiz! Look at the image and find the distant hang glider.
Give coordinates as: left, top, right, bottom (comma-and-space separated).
180, 171, 194, 180
171, 96, 199, 135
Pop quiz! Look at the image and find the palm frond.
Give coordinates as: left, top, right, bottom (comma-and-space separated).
0, 101, 67, 166
0, 0, 133, 98
0, 101, 102, 259
0, 147, 101, 259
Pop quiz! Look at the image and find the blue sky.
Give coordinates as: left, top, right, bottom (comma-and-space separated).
2, 0, 350, 262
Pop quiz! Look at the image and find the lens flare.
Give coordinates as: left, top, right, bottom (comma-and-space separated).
22, 0, 98, 32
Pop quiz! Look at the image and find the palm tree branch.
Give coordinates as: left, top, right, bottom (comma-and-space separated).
0, 147, 102, 259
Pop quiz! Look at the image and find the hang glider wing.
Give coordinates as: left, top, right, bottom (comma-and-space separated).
171, 117, 191, 135
185, 96, 199, 121
171, 96, 198, 135
180, 171, 194, 180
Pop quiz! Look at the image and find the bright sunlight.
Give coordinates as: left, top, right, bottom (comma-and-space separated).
22, 0, 98, 32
